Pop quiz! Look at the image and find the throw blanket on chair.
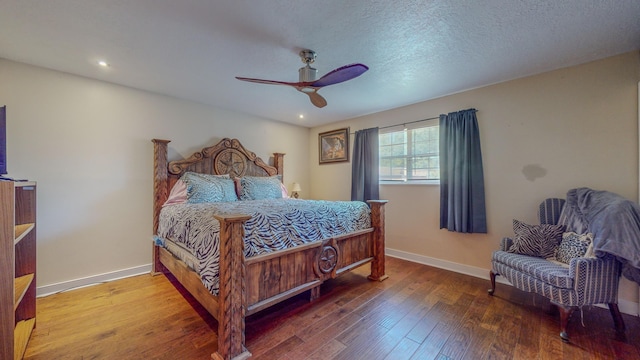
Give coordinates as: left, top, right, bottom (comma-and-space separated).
562, 187, 640, 284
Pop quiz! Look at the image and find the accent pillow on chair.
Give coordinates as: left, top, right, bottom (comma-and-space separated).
554, 232, 595, 264
507, 219, 564, 258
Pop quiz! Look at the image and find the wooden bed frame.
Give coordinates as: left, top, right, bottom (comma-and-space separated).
151, 138, 387, 360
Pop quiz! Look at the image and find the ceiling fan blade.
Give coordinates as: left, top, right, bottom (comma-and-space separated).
235, 77, 301, 87
238, 75, 326, 107
311, 63, 369, 87
305, 90, 327, 108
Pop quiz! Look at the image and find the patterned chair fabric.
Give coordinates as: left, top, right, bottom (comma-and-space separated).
489, 198, 624, 341
539, 198, 565, 225
492, 252, 574, 289
492, 251, 620, 305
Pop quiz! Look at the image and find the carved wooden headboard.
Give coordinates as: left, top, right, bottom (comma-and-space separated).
152, 138, 285, 233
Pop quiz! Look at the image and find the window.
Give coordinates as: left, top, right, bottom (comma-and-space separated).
379, 121, 439, 182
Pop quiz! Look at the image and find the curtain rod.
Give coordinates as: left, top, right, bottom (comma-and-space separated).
379, 116, 439, 130
349, 109, 478, 135
349, 116, 439, 135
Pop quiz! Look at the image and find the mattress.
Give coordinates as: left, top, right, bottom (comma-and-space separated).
163, 238, 199, 274
156, 198, 371, 295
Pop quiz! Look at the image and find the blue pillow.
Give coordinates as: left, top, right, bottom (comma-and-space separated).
180, 172, 237, 203
239, 176, 283, 200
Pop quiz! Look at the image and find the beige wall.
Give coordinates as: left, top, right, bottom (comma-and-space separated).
309, 51, 640, 311
2, 51, 639, 311
0, 59, 310, 289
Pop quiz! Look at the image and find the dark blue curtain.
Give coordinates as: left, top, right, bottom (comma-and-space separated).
351, 127, 379, 202
439, 109, 487, 233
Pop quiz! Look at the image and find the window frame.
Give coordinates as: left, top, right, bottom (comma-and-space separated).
378, 119, 440, 185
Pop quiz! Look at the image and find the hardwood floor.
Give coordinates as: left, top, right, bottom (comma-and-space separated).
24, 256, 640, 359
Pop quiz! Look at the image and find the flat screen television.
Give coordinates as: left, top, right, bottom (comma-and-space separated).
0, 106, 6, 175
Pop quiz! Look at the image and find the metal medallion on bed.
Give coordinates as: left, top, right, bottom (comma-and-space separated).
151, 138, 387, 360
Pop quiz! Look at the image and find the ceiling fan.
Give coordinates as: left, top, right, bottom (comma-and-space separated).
235, 49, 368, 108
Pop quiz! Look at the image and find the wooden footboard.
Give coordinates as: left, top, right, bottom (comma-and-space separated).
213, 202, 387, 360
155, 206, 387, 360
151, 138, 388, 360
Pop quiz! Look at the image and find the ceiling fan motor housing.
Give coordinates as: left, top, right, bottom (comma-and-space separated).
298, 49, 318, 82
299, 65, 318, 82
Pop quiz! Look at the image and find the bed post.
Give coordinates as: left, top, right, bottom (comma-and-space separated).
152, 139, 171, 274
367, 200, 389, 282
213, 214, 252, 360
273, 152, 285, 182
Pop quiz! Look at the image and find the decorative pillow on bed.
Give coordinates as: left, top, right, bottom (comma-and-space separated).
181, 172, 237, 203
234, 176, 288, 199
554, 232, 595, 264
163, 179, 188, 206
239, 175, 283, 200
280, 182, 290, 198
507, 219, 564, 258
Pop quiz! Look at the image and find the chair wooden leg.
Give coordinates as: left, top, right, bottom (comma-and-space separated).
556, 304, 574, 342
608, 303, 626, 333
488, 270, 497, 295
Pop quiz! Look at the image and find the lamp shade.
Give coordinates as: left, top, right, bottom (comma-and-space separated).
291, 182, 302, 192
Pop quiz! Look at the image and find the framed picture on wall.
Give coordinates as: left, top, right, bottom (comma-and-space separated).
319, 127, 349, 164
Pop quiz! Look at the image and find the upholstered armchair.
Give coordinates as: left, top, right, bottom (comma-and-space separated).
489, 198, 625, 341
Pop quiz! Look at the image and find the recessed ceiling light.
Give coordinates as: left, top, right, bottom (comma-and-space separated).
298, 114, 304, 119
98, 60, 109, 67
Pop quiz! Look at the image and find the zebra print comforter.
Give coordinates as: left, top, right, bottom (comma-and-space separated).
157, 198, 371, 295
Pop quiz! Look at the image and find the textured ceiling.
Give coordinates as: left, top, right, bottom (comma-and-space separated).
1, 1, 639, 127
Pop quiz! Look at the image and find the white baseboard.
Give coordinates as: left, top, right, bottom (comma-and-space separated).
386, 248, 639, 316
37, 264, 152, 297
36, 251, 640, 317
386, 248, 502, 282
617, 298, 639, 317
